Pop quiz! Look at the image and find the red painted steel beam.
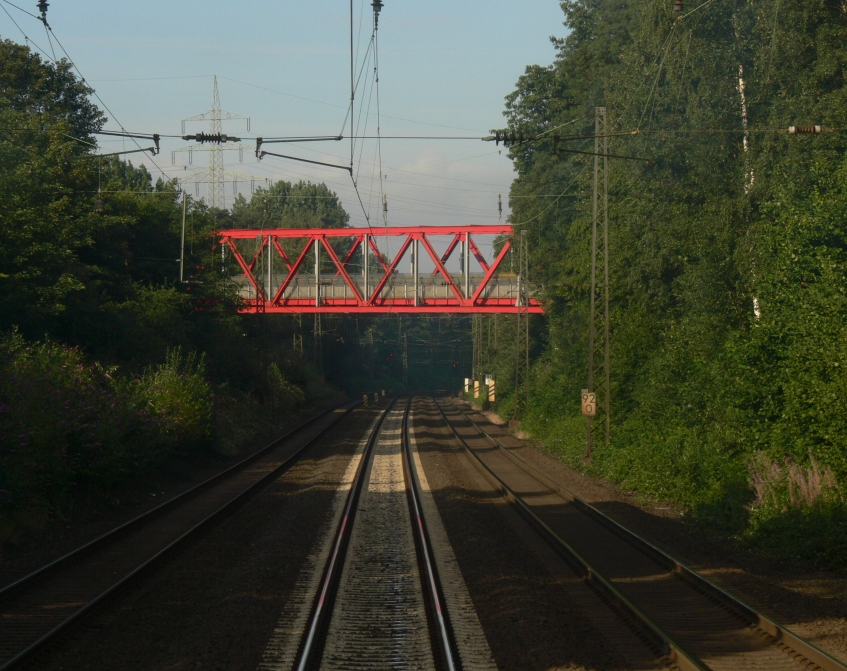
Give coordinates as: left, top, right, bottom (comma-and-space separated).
237, 303, 544, 314
219, 225, 512, 239
429, 233, 461, 277
218, 225, 543, 315
467, 236, 490, 273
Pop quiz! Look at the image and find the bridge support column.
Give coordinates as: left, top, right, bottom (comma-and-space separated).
315, 238, 321, 307
464, 232, 470, 299
363, 233, 369, 302
413, 238, 420, 306
267, 234, 273, 302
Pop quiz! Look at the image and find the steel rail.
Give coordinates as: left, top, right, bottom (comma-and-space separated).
1, 402, 349, 602
449, 400, 847, 671
401, 398, 459, 671
432, 398, 706, 671
0, 401, 359, 671
293, 399, 395, 671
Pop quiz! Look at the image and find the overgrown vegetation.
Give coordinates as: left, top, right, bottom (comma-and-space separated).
0, 40, 345, 544
0, 38, 470, 546
479, 0, 847, 568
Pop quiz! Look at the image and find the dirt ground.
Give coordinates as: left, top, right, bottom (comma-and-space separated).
463, 401, 847, 665
413, 397, 663, 671
5, 397, 845, 670
13, 406, 380, 671
0, 404, 337, 588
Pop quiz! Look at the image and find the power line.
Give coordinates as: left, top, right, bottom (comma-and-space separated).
43, 23, 174, 182
0, 1, 54, 62
0, 0, 37, 20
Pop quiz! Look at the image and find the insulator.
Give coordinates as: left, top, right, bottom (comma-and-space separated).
372, 0, 383, 27
37, 0, 48, 21
789, 125, 822, 135
673, 0, 683, 16
93, 198, 104, 213
188, 132, 230, 144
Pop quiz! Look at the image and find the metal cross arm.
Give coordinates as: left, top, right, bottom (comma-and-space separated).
258, 150, 353, 174
94, 130, 161, 156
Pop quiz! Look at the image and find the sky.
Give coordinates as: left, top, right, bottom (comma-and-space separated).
1, 0, 566, 243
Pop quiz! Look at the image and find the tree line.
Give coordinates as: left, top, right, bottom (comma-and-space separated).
484, 0, 847, 566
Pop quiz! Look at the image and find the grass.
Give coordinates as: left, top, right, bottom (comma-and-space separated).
504, 386, 847, 571
0, 333, 322, 547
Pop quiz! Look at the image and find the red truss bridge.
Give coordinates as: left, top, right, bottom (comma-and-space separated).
217, 225, 543, 314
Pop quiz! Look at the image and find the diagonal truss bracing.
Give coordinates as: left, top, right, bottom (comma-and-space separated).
217, 225, 543, 314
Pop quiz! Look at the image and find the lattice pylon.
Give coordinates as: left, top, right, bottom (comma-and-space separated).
181, 76, 250, 210
587, 106, 610, 453
209, 77, 224, 209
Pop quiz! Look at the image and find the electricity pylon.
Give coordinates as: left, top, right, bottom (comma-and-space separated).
587, 106, 610, 454
181, 76, 251, 209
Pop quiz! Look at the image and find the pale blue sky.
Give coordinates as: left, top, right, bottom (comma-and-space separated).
1, 1, 567, 233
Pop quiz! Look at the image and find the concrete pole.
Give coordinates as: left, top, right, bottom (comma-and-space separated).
180, 190, 186, 283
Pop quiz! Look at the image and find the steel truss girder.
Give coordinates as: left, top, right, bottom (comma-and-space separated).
217, 225, 543, 314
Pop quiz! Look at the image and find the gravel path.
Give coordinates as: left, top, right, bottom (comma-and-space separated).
14, 407, 380, 671
412, 397, 656, 671
459, 399, 847, 666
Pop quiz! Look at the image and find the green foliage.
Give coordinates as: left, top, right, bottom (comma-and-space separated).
231, 180, 349, 230
484, 0, 847, 566
268, 362, 306, 412
0, 41, 325, 542
123, 348, 213, 450
0, 335, 210, 530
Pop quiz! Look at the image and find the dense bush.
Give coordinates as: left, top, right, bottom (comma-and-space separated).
480, 0, 847, 567
0, 335, 215, 530
123, 348, 213, 452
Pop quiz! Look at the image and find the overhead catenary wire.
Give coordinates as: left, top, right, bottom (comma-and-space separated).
0, 0, 37, 20
41, 23, 175, 182
1, 0, 525, 221
0, 1, 54, 62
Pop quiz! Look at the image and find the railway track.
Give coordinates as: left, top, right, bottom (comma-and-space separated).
0, 402, 359, 671
434, 396, 847, 671
290, 398, 469, 671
